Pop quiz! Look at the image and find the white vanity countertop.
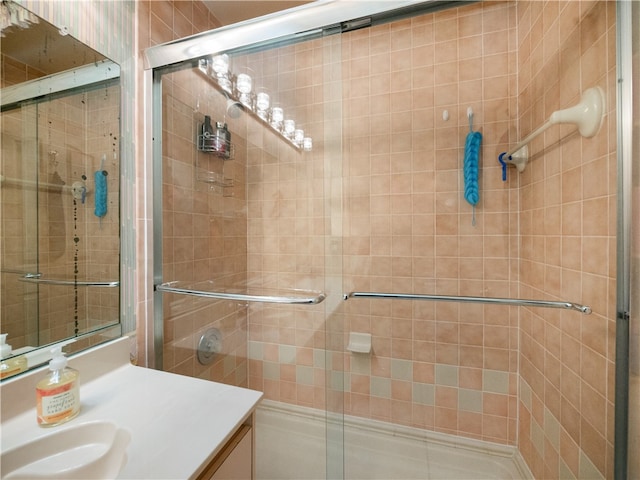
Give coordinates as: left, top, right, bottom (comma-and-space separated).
0, 337, 263, 479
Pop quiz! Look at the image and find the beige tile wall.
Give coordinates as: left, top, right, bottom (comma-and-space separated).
0, 53, 47, 86
35, 88, 121, 344
1, 76, 120, 348
242, 1, 522, 445
136, 0, 224, 367
20, 0, 136, 347
244, 38, 335, 411
158, 73, 249, 385
515, 2, 616, 479
0, 101, 38, 347
138, 0, 252, 384
139, 1, 618, 477
2, 57, 52, 347
337, 1, 520, 445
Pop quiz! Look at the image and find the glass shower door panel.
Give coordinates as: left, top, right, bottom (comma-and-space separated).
34, 90, 121, 345
158, 66, 250, 387
154, 19, 345, 480
1, 104, 39, 348
37, 98, 85, 344
1, 84, 121, 355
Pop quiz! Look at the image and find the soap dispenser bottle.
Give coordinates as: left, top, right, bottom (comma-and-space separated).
0, 334, 27, 379
36, 347, 80, 427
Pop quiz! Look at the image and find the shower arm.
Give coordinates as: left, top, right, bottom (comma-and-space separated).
344, 291, 592, 314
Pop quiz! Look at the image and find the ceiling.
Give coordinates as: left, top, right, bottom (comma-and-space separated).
202, 1, 313, 26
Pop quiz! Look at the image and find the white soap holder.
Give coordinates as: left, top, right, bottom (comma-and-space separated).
347, 332, 372, 354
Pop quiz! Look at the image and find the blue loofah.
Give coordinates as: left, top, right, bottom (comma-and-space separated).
464, 130, 482, 206
94, 170, 108, 218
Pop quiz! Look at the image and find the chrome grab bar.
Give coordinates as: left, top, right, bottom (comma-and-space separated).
156, 281, 326, 305
344, 292, 592, 314
19, 274, 119, 288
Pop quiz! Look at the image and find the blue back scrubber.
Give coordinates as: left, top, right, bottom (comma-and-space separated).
463, 111, 482, 225
94, 170, 108, 218
464, 131, 481, 206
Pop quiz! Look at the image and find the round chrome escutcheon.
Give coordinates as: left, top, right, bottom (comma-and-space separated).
197, 328, 222, 365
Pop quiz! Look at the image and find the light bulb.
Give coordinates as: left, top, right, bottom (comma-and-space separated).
284, 119, 295, 137
271, 107, 284, 129
256, 91, 270, 112
303, 137, 313, 151
236, 73, 252, 94
211, 54, 229, 77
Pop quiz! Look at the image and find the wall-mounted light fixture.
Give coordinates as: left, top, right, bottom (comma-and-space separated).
198, 57, 312, 151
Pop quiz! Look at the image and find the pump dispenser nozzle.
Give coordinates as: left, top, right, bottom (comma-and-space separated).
0, 334, 11, 359
48, 346, 68, 371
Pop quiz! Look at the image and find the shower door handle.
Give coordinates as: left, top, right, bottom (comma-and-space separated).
20, 273, 120, 287
344, 291, 592, 314
156, 281, 326, 305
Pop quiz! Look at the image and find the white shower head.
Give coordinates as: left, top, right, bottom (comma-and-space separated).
226, 98, 243, 119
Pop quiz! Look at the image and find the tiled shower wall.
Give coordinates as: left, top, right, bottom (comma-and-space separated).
32, 88, 121, 343
136, 0, 224, 367
137, 1, 618, 478
20, 0, 136, 338
338, 1, 519, 444
1, 56, 45, 347
244, 36, 339, 411
242, 2, 618, 477
0, 88, 120, 347
156, 72, 250, 383
137, 1, 253, 382
1, 51, 120, 348
245, 0, 521, 444
515, 2, 617, 479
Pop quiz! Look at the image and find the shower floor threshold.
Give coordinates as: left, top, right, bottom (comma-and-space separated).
156, 280, 326, 305
255, 400, 533, 480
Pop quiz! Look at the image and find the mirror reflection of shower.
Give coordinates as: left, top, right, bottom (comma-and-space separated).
0, 5, 123, 369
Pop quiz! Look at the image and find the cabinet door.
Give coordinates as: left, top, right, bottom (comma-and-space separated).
198, 425, 252, 480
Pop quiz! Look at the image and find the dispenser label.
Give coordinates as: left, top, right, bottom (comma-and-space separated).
36, 383, 80, 424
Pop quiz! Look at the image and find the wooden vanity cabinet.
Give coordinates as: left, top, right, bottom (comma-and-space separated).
196, 417, 254, 480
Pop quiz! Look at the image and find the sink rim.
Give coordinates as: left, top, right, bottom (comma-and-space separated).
1, 419, 130, 480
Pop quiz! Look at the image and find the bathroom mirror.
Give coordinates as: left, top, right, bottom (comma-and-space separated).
0, 3, 121, 377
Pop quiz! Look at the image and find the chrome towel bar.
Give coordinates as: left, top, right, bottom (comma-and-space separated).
20, 274, 119, 288
343, 292, 591, 314
157, 281, 326, 305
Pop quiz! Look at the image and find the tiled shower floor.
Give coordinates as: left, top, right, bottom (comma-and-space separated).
255, 401, 531, 480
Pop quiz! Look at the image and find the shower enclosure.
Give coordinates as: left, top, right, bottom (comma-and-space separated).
1, 69, 121, 356
145, 1, 635, 478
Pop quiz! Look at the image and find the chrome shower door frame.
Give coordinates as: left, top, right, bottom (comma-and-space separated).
615, 1, 639, 478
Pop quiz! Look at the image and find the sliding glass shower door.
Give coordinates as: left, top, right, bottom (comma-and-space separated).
151, 20, 348, 479
1, 103, 39, 348
1, 83, 121, 356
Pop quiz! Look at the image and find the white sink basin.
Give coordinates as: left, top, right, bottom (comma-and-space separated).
1, 420, 130, 479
